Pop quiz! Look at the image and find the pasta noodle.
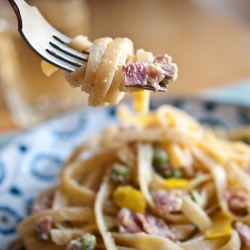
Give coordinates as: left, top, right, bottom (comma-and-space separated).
17, 103, 250, 250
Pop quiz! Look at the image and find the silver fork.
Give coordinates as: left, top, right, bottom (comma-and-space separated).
8, 0, 167, 92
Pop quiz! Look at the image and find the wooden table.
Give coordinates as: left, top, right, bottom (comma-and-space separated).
1, 0, 250, 130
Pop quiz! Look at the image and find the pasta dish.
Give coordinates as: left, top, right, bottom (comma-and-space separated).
17, 104, 250, 250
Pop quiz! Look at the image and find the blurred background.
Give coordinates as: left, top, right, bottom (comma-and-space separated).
1, 0, 250, 132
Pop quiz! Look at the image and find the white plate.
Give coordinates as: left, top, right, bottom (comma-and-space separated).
1, 98, 250, 249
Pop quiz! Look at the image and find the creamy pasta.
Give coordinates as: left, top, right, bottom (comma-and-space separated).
17, 104, 250, 250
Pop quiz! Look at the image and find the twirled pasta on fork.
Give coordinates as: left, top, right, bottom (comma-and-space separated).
17, 104, 250, 250
43, 35, 178, 108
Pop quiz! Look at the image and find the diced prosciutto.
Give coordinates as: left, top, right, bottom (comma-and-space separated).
33, 189, 55, 213
154, 54, 178, 84
34, 215, 52, 241
152, 189, 183, 215
116, 208, 175, 240
123, 63, 147, 86
224, 189, 250, 215
122, 54, 178, 91
117, 207, 142, 234
235, 221, 250, 246
146, 64, 165, 89
154, 54, 172, 64
136, 213, 175, 239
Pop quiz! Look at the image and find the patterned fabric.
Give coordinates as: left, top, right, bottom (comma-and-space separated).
202, 79, 250, 107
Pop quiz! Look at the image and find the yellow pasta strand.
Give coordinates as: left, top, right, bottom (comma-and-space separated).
205, 211, 232, 239
133, 90, 150, 114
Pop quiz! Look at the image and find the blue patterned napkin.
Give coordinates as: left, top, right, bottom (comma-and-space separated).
0, 106, 118, 249
201, 78, 250, 107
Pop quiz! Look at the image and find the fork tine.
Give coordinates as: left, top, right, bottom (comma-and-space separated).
52, 34, 71, 44
53, 35, 90, 55
49, 38, 88, 62
45, 55, 79, 72
128, 85, 167, 92
46, 48, 85, 68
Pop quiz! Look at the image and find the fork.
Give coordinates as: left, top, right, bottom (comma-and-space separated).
8, 0, 167, 92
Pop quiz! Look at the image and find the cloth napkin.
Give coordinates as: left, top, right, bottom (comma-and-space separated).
201, 78, 250, 107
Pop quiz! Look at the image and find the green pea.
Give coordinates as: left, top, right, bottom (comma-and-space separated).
153, 149, 168, 166
171, 169, 182, 179
78, 234, 96, 250
110, 163, 129, 183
